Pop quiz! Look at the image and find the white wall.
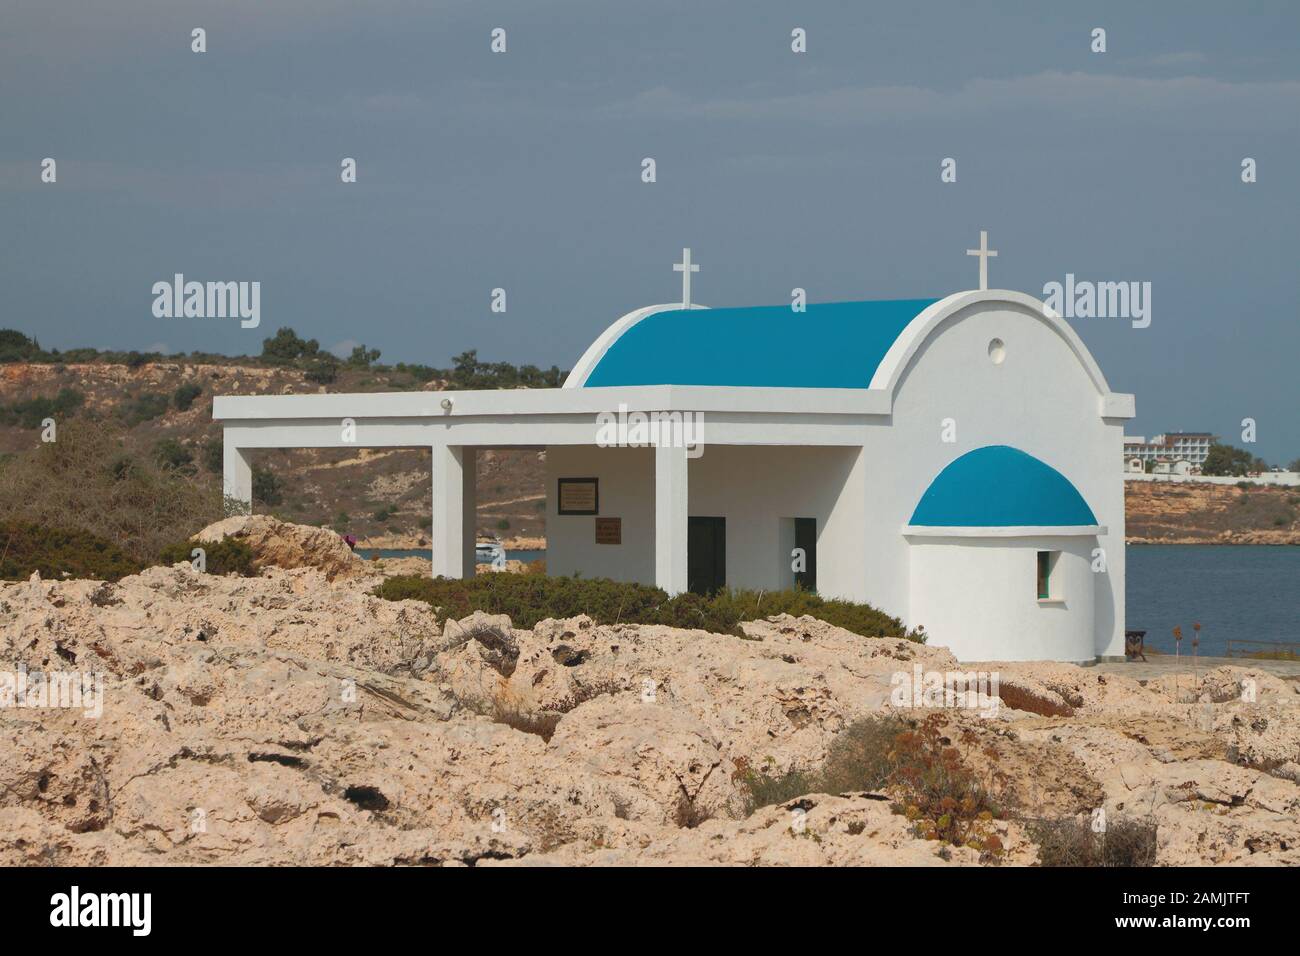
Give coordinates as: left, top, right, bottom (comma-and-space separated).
545, 443, 865, 596
907, 536, 1097, 663
689, 445, 865, 597
861, 300, 1125, 660
546, 445, 655, 584
1125, 472, 1300, 487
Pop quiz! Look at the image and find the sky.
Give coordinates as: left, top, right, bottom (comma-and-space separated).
2, 0, 1298, 462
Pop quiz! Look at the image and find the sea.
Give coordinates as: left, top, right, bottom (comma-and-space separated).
1126, 545, 1299, 656
358, 548, 546, 564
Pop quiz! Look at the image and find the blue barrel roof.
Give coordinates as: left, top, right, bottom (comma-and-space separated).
581, 298, 938, 388
910, 446, 1098, 527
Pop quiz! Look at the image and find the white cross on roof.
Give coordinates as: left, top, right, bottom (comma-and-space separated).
673, 247, 700, 308
966, 230, 998, 291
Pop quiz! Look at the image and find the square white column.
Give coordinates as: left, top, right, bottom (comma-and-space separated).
222, 439, 252, 515
432, 443, 476, 579
654, 442, 688, 594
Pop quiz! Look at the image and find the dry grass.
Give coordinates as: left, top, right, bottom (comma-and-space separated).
672, 795, 715, 829
1026, 815, 1158, 867
734, 717, 906, 815
737, 714, 1006, 858
0, 419, 222, 561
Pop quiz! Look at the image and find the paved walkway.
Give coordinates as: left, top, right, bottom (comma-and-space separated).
1093, 655, 1300, 679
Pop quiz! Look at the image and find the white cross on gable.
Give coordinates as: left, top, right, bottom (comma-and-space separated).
965, 230, 998, 291
673, 247, 700, 308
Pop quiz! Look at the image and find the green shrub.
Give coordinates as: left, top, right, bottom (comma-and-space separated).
374, 574, 919, 641
118, 392, 170, 426
621, 585, 918, 639
157, 537, 257, 576
252, 464, 283, 506
393, 362, 438, 383
109, 453, 137, 481
0, 329, 43, 363
153, 438, 194, 471
200, 438, 223, 474
0, 388, 84, 428
377, 574, 670, 630
304, 358, 339, 384
173, 382, 202, 411
347, 344, 381, 367
261, 327, 321, 366
0, 521, 143, 581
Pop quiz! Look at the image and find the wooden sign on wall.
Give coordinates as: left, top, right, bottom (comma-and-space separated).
595, 517, 622, 545
557, 477, 598, 515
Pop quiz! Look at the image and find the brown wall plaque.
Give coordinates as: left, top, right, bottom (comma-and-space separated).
557, 477, 598, 515
595, 516, 622, 545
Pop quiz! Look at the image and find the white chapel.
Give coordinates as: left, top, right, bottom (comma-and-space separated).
216, 236, 1135, 663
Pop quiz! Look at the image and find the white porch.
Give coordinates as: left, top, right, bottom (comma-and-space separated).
213, 386, 881, 596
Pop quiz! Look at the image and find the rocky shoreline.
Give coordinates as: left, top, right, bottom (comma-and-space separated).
354, 534, 547, 552
1128, 532, 1300, 546
2, 523, 1297, 866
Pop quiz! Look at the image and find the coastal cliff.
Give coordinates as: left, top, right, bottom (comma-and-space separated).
1126, 480, 1300, 545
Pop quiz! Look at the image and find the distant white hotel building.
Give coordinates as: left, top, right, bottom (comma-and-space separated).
1123, 432, 1216, 473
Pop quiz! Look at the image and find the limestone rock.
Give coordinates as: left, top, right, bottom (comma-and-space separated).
2, 567, 1297, 867
195, 514, 364, 581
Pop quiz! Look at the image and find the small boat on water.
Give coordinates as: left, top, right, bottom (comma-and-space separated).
475, 540, 506, 567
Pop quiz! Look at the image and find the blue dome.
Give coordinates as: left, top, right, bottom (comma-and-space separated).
910, 446, 1098, 527
582, 298, 938, 388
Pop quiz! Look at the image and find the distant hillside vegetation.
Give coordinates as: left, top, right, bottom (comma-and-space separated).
0, 328, 554, 545
7, 328, 1297, 552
